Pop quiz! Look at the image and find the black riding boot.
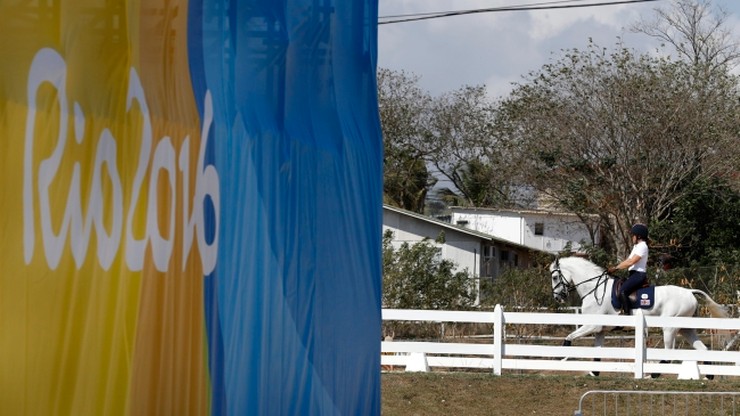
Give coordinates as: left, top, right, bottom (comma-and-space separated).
620, 293, 631, 315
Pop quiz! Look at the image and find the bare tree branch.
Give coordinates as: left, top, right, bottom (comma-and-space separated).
631, 0, 740, 70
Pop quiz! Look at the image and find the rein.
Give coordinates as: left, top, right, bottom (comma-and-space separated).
552, 267, 610, 305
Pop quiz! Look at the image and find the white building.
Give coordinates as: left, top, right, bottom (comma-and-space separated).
383, 205, 545, 284
449, 207, 600, 254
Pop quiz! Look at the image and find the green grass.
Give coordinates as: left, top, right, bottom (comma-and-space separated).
382, 371, 740, 415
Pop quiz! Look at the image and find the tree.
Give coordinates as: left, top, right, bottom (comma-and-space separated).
631, 0, 740, 71
382, 230, 477, 310
425, 85, 516, 207
496, 40, 740, 257
378, 70, 521, 212
377, 68, 436, 213
651, 177, 740, 265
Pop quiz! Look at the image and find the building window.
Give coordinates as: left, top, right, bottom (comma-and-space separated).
483, 245, 495, 260
534, 222, 544, 236
481, 246, 495, 278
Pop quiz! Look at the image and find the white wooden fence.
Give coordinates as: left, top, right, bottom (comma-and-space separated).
381, 306, 740, 379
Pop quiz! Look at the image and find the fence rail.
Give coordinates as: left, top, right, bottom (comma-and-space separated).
381, 306, 740, 378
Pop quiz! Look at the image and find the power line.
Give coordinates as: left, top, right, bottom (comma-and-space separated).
378, 0, 662, 25
380, 0, 591, 19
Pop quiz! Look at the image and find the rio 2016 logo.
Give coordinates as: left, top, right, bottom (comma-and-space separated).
23, 48, 219, 275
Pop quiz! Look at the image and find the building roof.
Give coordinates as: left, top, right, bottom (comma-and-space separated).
383, 204, 543, 253
449, 206, 599, 220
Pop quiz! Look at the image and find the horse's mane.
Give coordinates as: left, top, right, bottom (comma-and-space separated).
556, 256, 605, 277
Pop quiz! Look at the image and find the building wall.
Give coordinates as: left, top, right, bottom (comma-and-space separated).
383, 208, 537, 281
383, 209, 483, 277
520, 212, 595, 253
451, 209, 597, 254
452, 211, 522, 243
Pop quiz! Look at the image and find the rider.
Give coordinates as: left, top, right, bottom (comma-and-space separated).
608, 223, 649, 315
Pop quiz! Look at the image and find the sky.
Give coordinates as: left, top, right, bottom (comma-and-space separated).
377, 0, 740, 99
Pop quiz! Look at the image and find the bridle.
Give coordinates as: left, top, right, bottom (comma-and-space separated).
550, 266, 573, 303
551, 259, 610, 304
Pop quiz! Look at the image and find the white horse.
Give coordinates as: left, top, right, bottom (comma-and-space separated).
549, 256, 727, 372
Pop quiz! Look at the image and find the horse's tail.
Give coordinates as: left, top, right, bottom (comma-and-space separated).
690, 289, 729, 318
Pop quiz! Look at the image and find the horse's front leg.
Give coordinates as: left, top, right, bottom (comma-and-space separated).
561, 325, 603, 364
563, 327, 605, 377
562, 325, 603, 346
587, 332, 605, 376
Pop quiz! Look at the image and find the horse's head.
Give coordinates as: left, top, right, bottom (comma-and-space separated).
549, 257, 571, 303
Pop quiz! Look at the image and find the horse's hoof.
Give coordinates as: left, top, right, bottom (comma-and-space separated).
588, 371, 600, 377
650, 373, 661, 379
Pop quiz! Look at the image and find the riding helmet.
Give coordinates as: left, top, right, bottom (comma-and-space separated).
630, 223, 648, 241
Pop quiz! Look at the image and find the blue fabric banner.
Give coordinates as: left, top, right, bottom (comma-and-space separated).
192, 1, 383, 414
0, 0, 382, 414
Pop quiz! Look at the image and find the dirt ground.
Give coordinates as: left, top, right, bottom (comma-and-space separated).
381, 371, 740, 415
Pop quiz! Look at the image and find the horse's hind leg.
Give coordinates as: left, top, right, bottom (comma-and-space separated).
680, 328, 707, 350
664, 328, 680, 349
652, 328, 680, 378
680, 328, 715, 380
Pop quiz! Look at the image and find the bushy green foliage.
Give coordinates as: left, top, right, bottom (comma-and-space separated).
652, 264, 740, 306
382, 230, 476, 310
573, 242, 611, 269
479, 266, 559, 311
382, 230, 479, 339
651, 178, 740, 266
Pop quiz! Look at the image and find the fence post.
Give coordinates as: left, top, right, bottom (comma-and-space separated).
405, 352, 429, 373
493, 304, 504, 376
634, 309, 645, 379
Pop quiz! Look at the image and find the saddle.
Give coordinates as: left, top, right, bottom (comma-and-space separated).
611, 278, 655, 310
